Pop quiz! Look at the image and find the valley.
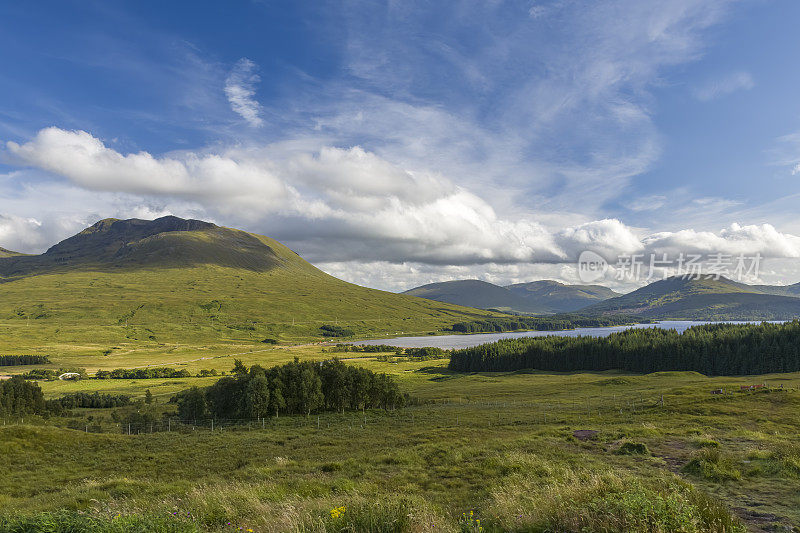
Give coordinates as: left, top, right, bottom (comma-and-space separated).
1, 217, 800, 532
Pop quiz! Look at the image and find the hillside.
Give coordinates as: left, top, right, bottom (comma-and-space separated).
752, 282, 800, 297
505, 280, 621, 313
403, 279, 542, 312
0, 216, 495, 351
585, 275, 800, 320
404, 279, 620, 313
0, 247, 23, 258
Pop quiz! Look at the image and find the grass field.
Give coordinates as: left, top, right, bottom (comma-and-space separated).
2, 345, 800, 532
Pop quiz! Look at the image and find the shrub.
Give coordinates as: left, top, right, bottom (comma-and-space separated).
320, 325, 355, 337
682, 448, 741, 481
615, 441, 650, 455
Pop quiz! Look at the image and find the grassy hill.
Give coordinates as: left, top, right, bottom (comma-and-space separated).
753, 282, 800, 297
0, 247, 22, 258
0, 217, 496, 354
586, 275, 800, 320
404, 279, 620, 313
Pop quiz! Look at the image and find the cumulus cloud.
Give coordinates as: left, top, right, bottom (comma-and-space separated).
693, 71, 754, 101
224, 58, 264, 127
5, 126, 800, 279
0, 214, 45, 252
6, 127, 290, 212
642, 223, 800, 258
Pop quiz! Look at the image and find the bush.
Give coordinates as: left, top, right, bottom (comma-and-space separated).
615, 441, 650, 455
320, 325, 355, 337
682, 448, 741, 481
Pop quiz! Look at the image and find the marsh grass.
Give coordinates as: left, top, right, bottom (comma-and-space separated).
3, 357, 800, 531
488, 467, 745, 532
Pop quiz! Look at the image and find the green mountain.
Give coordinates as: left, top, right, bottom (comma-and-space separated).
752, 283, 800, 297
0, 216, 494, 348
403, 279, 620, 313
585, 275, 800, 320
0, 246, 23, 258
0, 216, 282, 277
403, 280, 539, 312
505, 280, 621, 313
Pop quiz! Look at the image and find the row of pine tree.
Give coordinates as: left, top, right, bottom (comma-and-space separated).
448, 321, 800, 375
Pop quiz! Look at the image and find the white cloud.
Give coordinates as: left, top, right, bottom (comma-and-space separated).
5, 126, 800, 281
693, 71, 754, 101
224, 58, 264, 127
6, 127, 290, 213
0, 214, 44, 252
642, 223, 800, 258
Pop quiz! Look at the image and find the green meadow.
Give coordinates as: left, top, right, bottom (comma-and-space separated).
3, 345, 800, 532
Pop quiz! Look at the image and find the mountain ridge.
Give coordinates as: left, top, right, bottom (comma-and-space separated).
403, 278, 621, 314
0, 216, 284, 277
585, 275, 800, 320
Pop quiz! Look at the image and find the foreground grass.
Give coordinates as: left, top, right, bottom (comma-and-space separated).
3, 352, 800, 531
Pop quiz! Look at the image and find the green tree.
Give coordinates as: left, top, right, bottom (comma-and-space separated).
232, 359, 248, 375
243, 375, 270, 419
176, 387, 207, 422
298, 366, 324, 416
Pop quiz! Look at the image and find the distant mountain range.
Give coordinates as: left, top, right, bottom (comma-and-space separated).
404, 275, 800, 320
584, 275, 800, 320
403, 279, 621, 314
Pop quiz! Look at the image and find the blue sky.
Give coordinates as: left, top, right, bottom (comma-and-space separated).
1, 0, 800, 290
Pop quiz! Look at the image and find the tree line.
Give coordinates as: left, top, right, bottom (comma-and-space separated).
53, 392, 131, 409
173, 358, 406, 422
326, 344, 447, 360
0, 355, 51, 366
95, 367, 192, 379
448, 321, 800, 376
1, 376, 133, 417
448, 314, 649, 334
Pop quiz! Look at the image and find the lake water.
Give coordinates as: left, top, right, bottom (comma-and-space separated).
353, 321, 759, 350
